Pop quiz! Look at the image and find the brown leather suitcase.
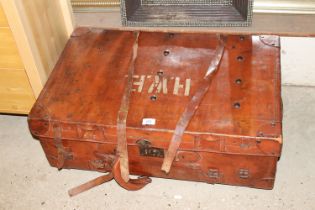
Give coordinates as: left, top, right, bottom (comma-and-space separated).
28, 28, 282, 196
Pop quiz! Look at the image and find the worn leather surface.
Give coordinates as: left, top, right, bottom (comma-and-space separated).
28, 28, 282, 190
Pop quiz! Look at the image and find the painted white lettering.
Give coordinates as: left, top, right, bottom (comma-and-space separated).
162, 78, 168, 94
129, 74, 190, 96
132, 75, 145, 92
185, 79, 191, 96
148, 75, 168, 94
173, 77, 191, 96
173, 77, 184, 95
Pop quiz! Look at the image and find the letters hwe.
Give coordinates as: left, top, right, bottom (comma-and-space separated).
131, 75, 191, 96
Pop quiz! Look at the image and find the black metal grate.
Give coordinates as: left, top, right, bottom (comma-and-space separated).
121, 0, 253, 27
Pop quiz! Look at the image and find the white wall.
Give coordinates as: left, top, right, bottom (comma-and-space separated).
281, 37, 315, 86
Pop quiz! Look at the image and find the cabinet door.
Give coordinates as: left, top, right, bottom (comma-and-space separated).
1, 0, 74, 97
0, 70, 35, 114
0, 28, 24, 70
0, 3, 35, 114
0, 0, 74, 114
0, 4, 8, 26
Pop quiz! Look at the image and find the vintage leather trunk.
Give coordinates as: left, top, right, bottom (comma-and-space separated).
28, 27, 282, 193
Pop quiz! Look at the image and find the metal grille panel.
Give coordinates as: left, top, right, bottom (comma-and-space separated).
121, 0, 253, 27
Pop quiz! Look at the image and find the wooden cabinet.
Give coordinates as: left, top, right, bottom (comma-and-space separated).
0, 70, 35, 114
0, 28, 24, 70
0, 4, 34, 114
0, 0, 74, 114
0, 5, 8, 26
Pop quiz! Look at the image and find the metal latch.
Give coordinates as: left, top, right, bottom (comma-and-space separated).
239, 169, 250, 179
208, 169, 220, 179
136, 139, 164, 158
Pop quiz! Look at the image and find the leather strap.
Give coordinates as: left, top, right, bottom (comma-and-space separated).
115, 31, 151, 188
68, 158, 151, 197
161, 35, 227, 173
53, 124, 66, 169
67, 32, 150, 196
68, 173, 114, 197
112, 159, 151, 190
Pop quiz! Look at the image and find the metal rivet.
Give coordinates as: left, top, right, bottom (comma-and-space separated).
234, 102, 241, 109
163, 50, 170, 56
157, 71, 164, 76
237, 56, 244, 61
150, 95, 157, 101
168, 33, 175, 38
235, 79, 242, 85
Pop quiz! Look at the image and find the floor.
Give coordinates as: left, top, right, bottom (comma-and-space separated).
0, 85, 315, 210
